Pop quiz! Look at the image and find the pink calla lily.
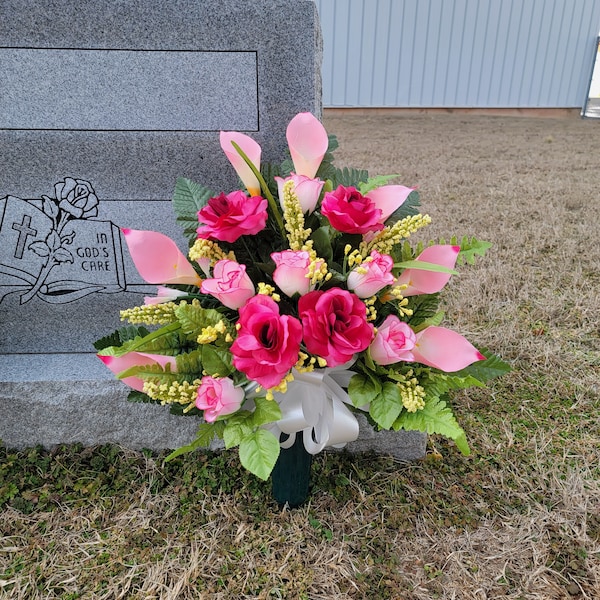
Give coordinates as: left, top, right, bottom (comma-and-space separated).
122, 228, 202, 287
396, 245, 460, 296
97, 352, 177, 392
366, 185, 415, 222
220, 131, 262, 196
413, 326, 485, 372
286, 112, 329, 178
144, 286, 187, 305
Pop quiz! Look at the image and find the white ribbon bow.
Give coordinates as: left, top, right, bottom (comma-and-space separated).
268, 365, 360, 454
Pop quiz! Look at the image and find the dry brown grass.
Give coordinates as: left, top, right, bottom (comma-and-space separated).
1, 113, 599, 599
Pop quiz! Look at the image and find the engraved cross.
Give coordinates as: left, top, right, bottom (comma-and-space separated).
12, 215, 38, 259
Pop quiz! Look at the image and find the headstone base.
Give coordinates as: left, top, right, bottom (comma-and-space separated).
0, 354, 427, 461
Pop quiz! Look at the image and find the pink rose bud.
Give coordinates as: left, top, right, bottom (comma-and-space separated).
271, 250, 320, 297
201, 260, 255, 310
369, 315, 416, 365
347, 251, 395, 298
195, 376, 245, 422
275, 173, 324, 214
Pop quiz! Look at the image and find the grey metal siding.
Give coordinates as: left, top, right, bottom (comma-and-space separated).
315, 0, 600, 107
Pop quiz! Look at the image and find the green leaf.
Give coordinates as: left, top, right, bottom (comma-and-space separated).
93, 325, 150, 351
348, 373, 382, 407
99, 322, 182, 357
172, 177, 215, 244
238, 429, 280, 480
330, 166, 370, 188
201, 345, 233, 377
175, 302, 224, 339
455, 236, 492, 266
384, 190, 421, 224
395, 259, 458, 275
174, 350, 204, 378
223, 412, 254, 449
405, 293, 441, 330
164, 422, 223, 462
410, 310, 445, 333
310, 226, 334, 263
456, 348, 511, 382
358, 174, 401, 194
251, 397, 283, 427
369, 381, 403, 429
394, 396, 470, 455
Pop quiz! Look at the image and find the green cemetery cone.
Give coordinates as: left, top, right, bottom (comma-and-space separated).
271, 434, 312, 507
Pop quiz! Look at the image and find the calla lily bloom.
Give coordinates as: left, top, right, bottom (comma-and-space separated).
412, 326, 485, 372
97, 352, 177, 392
366, 185, 415, 222
144, 286, 187, 305
396, 245, 460, 296
122, 229, 202, 287
220, 131, 262, 196
286, 112, 329, 178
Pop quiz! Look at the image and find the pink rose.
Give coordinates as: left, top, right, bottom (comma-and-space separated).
347, 250, 395, 298
201, 260, 255, 309
195, 376, 245, 422
275, 173, 324, 214
321, 186, 385, 234
231, 295, 302, 389
271, 250, 320, 297
197, 190, 268, 243
298, 288, 374, 367
369, 315, 416, 365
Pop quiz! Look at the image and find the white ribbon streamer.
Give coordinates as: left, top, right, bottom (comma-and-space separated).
267, 365, 361, 454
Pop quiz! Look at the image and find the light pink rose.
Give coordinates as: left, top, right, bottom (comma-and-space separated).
321, 185, 385, 234
231, 295, 302, 389
298, 288, 374, 367
271, 250, 320, 297
201, 260, 255, 309
369, 315, 416, 365
195, 376, 245, 422
197, 190, 268, 243
347, 250, 395, 298
275, 173, 324, 214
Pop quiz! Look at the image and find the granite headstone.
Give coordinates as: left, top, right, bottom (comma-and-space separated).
0, 0, 426, 461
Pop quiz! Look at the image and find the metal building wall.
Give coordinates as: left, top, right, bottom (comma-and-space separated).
314, 0, 600, 107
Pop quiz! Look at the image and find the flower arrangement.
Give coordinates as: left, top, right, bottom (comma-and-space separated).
95, 113, 509, 480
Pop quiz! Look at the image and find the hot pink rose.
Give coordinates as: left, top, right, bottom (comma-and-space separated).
298, 288, 374, 367
201, 260, 255, 309
347, 250, 395, 298
275, 173, 324, 214
231, 295, 302, 389
369, 315, 416, 365
195, 376, 245, 422
197, 190, 268, 243
271, 250, 320, 297
321, 186, 385, 234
